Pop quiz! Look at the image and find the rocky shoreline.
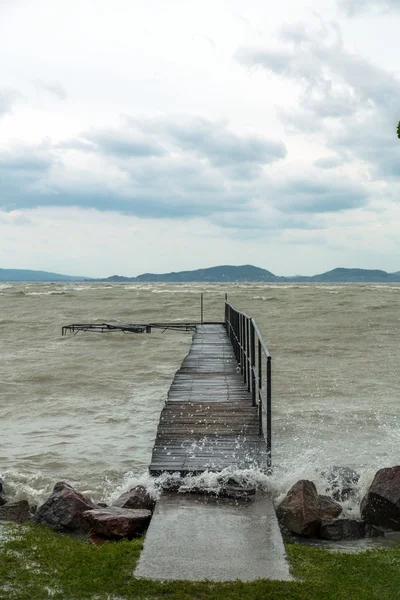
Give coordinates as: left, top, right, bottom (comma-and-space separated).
0, 479, 155, 543
276, 465, 400, 542
2, 466, 400, 545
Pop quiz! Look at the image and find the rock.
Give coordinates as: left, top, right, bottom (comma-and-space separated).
178, 485, 256, 500
112, 486, 155, 512
365, 524, 385, 538
220, 485, 256, 500
0, 500, 31, 524
33, 481, 97, 532
320, 519, 366, 540
83, 507, 151, 539
0, 478, 3, 494
361, 466, 400, 530
318, 495, 343, 520
276, 480, 321, 537
0, 496, 7, 507
325, 466, 359, 502
160, 477, 184, 492
96, 502, 108, 508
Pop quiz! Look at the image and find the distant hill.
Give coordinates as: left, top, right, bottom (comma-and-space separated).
103, 265, 400, 283
3, 265, 400, 283
309, 268, 399, 283
0, 269, 85, 282
138, 265, 280, 283
104, 265, 279, 283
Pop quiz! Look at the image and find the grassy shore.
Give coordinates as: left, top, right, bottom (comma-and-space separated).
1, 523, 400, 600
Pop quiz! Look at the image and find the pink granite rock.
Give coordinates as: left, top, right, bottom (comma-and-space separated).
112, 486, 155, 512
276, 480, 321, 537
33, 481, 96, 532
83, 506, 152, 539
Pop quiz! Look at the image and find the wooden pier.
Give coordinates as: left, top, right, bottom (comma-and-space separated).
149, 323, 268, 474
149, 302, 272, 475
62, 300, 272, 474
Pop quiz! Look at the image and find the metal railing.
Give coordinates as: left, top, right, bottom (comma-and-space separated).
224, 301, 272, 469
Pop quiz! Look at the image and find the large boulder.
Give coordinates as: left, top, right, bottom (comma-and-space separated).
361, 466, 400, 530
318, 495, 343, 520
0, 500, 32, 524
112, 486, 156, 512
320, 519, 365, 541
320, 519, 384, 541
326, 466, 359, 502
33, 482, 96, 532
276, 480, 321, 537
83, 507, 151, 539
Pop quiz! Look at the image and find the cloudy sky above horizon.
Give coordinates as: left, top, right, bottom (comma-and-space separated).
1, 0, 400, 277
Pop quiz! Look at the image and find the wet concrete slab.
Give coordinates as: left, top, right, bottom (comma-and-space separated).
135, 492, 292, 582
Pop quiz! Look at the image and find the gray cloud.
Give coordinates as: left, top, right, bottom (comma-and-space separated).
34, 80, 67, 101
275, 178, 368, 213
0, 144, 58, 212
0, 88, 17, 117
131, 115, 287, 170
79, 128, 166, 158
339, 0, 400, 15
0, 114, 367, 229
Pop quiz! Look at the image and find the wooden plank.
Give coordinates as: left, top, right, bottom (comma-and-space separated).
149, 324, 264, 475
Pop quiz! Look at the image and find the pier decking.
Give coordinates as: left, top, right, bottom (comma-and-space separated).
149, 323, 267, 475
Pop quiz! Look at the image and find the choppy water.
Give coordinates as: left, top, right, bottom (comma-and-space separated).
1, 282, 400, 516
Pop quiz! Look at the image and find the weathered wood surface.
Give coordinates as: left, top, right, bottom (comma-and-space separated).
149, 324, 265, 475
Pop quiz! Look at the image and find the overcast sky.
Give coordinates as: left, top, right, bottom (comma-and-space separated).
1, 0, 399, 277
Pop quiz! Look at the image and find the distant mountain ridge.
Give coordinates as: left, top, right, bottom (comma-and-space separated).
0, 268, 86, 282
101, 265, 400, 283
2, 265, 400, 282
135, 264, 279, 283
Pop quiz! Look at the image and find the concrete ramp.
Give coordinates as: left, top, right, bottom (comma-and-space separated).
135, 492, 292, 582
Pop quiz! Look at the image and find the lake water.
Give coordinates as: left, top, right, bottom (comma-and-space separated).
1, 282, 400, 515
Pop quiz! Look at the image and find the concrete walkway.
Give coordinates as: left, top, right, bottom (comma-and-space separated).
135, 492, 292, 582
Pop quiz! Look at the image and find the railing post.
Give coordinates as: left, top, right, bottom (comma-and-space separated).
250, 320, 256, 407
266, 356, 272, 469
241, 315, 246, 383
238, 314, 242, 376
246, 318, 251, 392
258, 339, 262, 434
235, 310, 239, 361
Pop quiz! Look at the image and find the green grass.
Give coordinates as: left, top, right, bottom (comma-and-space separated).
1, 523, 400, 600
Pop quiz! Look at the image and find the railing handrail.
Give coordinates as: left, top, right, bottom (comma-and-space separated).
225, 302, 272, 358
224, 301, 272, 471
251, 319, 271, 358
